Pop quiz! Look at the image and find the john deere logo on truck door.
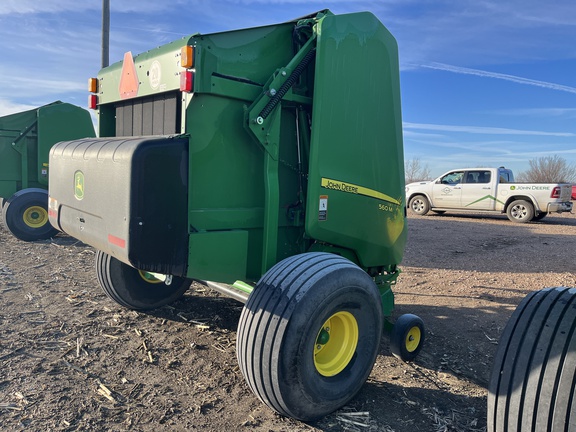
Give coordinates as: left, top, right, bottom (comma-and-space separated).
74, 171, 85, 200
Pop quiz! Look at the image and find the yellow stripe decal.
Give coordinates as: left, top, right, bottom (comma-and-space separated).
321, 178, 401, 206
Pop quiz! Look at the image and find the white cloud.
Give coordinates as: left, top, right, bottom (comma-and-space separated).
0, 0, 192, 15
419, 63, 576, 95
0, 98, 38, 117
488, 108, 576, 118
0, 0, 94, 14
404, 122, 576, 137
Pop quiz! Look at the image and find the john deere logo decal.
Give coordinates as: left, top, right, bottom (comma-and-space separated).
74, 171, 85, 200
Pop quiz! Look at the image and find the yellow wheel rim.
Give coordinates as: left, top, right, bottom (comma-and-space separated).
405, 326, 421, 353
22, 206, 49, 228
314, 311, 358, 377
138, 270, 163, 284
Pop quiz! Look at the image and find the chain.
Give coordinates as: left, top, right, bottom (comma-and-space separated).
279, 157, 308, 179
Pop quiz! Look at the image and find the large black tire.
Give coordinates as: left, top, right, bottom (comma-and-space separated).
95, 250, 191, 310
236, 252, 383, 421
488, 287, 576, 432
2, 188, 58, 241
390, 313, 425, 362
409, 195, 430, 215
506, 199, 534, 223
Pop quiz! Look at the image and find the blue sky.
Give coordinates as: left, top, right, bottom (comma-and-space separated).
1, 0, 575, 177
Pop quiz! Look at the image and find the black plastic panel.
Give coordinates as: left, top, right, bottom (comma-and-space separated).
49, 135, 189, 276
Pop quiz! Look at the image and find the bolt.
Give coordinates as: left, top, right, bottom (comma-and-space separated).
316, 344, 322, 350
269, 88, 277, 96
281, 71, 287, 76
325, 327, 330, 332
256, 117, 264, 125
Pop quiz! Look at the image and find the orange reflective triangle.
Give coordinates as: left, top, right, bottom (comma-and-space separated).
119, 51, 139, 99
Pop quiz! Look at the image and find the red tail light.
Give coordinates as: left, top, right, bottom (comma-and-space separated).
88, 94, 98, 110
180, 71, 194, 93
551, 186, 560, 198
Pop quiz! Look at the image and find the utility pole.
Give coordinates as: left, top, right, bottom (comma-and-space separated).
102, 0, 110, 68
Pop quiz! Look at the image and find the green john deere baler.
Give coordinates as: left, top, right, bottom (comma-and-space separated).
48, 10, 424, 421
0, 101, 95, 241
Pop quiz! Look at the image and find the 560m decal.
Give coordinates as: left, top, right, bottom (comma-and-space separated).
321, 178, 401, 206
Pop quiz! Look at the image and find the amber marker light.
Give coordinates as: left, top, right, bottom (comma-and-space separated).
88, 77, 98, 93
181, 46, 194, 68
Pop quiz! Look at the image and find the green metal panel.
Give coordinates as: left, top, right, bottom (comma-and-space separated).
183, 21, 313, 282
188, 230, 249, 283
0, 106, 37, 198
305, 12, 407, 269
0, 101, 94, 199
96, 38, 193, 106
37, 102, 95, 184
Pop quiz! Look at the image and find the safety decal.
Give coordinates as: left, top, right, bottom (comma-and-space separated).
318, 195, 328, 221
149, 60, 162, 90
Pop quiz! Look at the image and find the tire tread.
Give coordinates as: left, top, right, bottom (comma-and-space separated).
488, 287, 576, 432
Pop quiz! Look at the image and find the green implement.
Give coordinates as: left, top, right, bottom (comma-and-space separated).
48, 10, 422, 421
0, 101, 94, 241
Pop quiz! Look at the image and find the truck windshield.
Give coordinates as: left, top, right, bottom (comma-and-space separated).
440, 171, 464, 185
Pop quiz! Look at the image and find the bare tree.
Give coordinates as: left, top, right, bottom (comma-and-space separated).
516, 155, 576, 183
405, 158, 431, 184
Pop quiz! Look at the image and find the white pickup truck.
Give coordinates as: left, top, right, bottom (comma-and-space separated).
405, 167, 573, 223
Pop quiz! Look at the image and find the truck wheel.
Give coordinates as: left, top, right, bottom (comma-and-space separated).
506, 199, 534, 223
2, 188, 58, 241
95, 250, 191, 310
488, 287, 576, 432
409, 195, 430, 215
390, 313, 425, 362
236, 252, 383, 421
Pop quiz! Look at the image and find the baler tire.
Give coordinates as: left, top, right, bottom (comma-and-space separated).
390, 314, 425, 362
236, 252, 383, 421
506, 199, 534, 223
409, 195, 430, 216
2, 188, 58, 241
487, 287, 576, 432
95, 250, 190, 310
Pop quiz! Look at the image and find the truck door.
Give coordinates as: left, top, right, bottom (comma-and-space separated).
432, 171, 464, 207
461, 170, 494, 210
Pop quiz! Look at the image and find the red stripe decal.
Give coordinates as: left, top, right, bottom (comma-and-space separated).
108, 234, 126, 248
48, 209, 57, 218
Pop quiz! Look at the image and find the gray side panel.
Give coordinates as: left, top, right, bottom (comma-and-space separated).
115, 92, 179, 137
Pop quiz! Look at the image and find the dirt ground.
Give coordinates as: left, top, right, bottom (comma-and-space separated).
1, 210, 575, 432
